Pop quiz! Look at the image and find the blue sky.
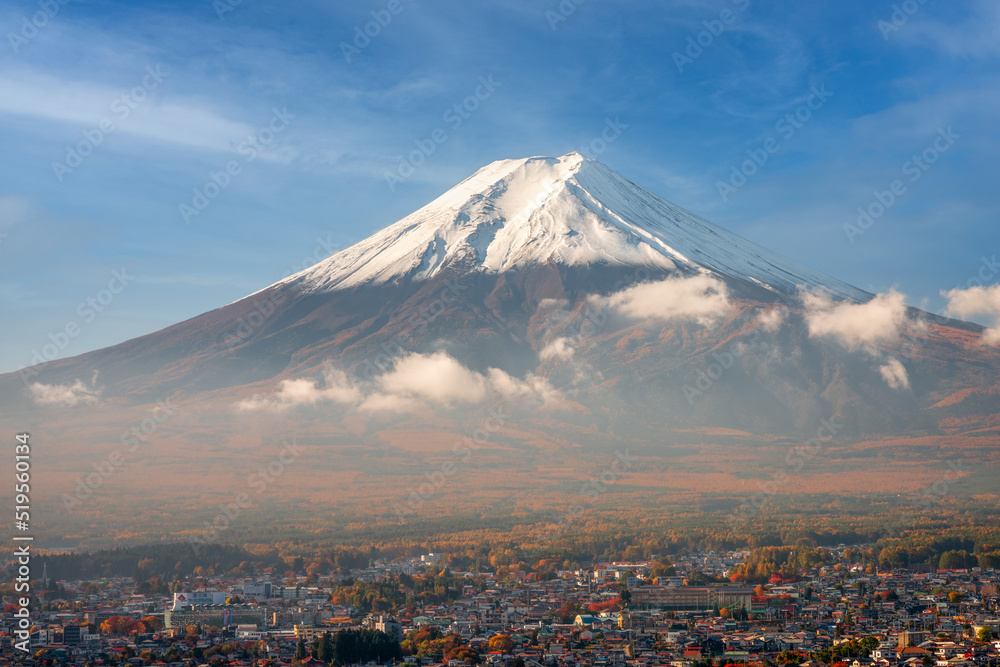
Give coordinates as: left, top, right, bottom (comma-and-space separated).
1, 0, 998, 373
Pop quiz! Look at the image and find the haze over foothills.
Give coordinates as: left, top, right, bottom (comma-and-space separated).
1, 1, 1000, 375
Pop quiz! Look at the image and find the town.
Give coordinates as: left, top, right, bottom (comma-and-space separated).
2, 546, 998, 667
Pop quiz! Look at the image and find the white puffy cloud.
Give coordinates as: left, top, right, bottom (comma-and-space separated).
486, 368, 557, 402
375, 352, 489, 406
942, 284, 1000, 345
803, 289, 909, 351
361, 352, 555, 413
597, 273, 731, 325
237, 352, 554, 414
878, 357, 910, 390
756, 307, 786, 332
236, 367, 361, 412
540, 337, 575, 361
28, 378, 100, 406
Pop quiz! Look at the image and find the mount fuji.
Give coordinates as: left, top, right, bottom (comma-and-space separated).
4, 153, 999, 547
263, 152, 867, 300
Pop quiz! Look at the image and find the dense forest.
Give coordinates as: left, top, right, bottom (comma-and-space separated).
13, 513, 1000, 587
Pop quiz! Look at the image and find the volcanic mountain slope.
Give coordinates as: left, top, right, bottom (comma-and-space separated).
3, 153, 1000, 548
6, 152, 875, 400
268, 152, 868, 299
4, 153, 998, 423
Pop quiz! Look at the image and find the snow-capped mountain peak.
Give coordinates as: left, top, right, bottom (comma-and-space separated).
273, 152, 868, 301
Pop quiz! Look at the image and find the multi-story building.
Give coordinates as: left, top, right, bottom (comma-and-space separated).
172, 591, 229, 609
242, 580, 273, 599
630, 585, 752, 611
374, 615, 403, 640
294, 623, 322, 641
164, 605, 269, 629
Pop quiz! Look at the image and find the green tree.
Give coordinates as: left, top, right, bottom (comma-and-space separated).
319, 631, 334, 663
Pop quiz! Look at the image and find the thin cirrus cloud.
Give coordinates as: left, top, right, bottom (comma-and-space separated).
0, 68, 256, 153
236, 351, 555, 414
942, 284, 1000, 345
893, 0, 1000, 59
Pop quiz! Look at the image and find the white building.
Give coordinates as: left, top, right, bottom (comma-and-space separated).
172, 591, 228, 610
236, 624, 265, 639
242, 580, 273, 599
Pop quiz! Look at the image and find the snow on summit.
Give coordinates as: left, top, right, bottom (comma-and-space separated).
273, 153, 869, 301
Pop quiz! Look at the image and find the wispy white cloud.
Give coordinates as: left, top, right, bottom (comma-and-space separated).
756, 307, 786, 332
878, 357, 910, 390
237, 352, 555, 414
943, 284, 1000, 345
0, 194, 34, 230
28, 376, 100, 406
895, 0, 1000, 59
236, 367, 361, 412
0, 68, 255, 153
540, 337, 575, 361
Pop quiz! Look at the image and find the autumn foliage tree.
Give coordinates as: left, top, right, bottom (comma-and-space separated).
489, 635, 514, 654
587, 599, 620, 614
99, 615, 140, 636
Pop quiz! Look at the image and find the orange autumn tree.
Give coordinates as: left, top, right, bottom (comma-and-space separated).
100, 616, 140, 636
488, 635, 514, 654
587, 599, 620, 614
